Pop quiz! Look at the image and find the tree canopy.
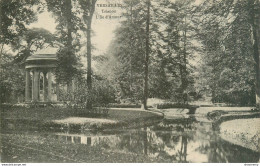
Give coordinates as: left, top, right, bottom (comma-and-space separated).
1, 0, 259, 108
0, 0, 42, 46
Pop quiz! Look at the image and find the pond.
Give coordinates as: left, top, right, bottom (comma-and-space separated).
1, 114, 259, 163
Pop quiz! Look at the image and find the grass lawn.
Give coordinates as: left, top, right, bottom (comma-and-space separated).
1, 107, 161, 121
0, 107, 162, 129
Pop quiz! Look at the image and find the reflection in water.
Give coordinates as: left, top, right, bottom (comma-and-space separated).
2, 116, 260, 163
54, 134, 120, 147
178, 134, 187, 162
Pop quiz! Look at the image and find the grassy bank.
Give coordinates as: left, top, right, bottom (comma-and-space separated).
219, 118, 260, 152
206, 109, 260, 152
0, 107, 163, 130
208, 109, 260, 130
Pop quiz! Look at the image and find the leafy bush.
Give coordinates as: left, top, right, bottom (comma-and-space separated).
58, 78, 116, 108
91, 79, 116, 107
212, 89, 255, 106
1, 53, 25, 104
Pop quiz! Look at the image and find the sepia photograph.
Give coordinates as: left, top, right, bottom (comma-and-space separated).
0, 0, 259, 164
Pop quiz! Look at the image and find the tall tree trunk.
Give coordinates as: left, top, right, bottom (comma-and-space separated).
130, 2, 133, 101
182, 16, 188, 104
65, 0, 73, 97
142, 0, 150, 110
179, 62, 184, 102
249, 0, 260, 108
86, 17, 92, 109
0, 44, 4, 65
255, 24, 260, 108
86, 0, 97, 109
66, 0, 72, 49
257, 13, 260, 109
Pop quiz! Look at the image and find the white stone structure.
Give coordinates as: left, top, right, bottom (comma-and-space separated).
24, 47, 58, 102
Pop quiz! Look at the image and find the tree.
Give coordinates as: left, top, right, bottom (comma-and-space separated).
78, 0, 97, 109
45, 0, 81, 90
196, 1, 231, 103
0, 0, 42, 61
142, 0, 151, 110
106, 0, 148, 103
196, 0, 259, 106
247, 0, 260, 108
156, 0, 197, 103
104, 0, 197, 105
46, 0, 99, 109
0, 53, 25, 103
149, 50, 172, 99
12, 28, 55, 64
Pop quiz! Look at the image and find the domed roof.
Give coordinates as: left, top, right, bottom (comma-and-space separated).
25, 46, 58, 69
26, 47, 58, 61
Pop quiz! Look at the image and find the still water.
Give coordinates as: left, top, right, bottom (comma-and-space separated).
1, 115, 259, 163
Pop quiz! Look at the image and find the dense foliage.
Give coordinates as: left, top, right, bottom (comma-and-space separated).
0, 0, 42, 46
0, 53, 25, 103
100, 0, 259, 106
102, 0, 198, 104
45, 0, 80, 84
196, 0, 259, 106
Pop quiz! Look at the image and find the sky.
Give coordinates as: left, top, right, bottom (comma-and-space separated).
29, 0, 123, 55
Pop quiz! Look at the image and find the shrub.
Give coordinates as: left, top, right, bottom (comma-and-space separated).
58, 78, 117, 108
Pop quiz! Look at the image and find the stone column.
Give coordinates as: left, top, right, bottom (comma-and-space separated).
31, 71, 34, 100
48, 72, 52, 101
43, 72, 48, 102
33, 70, 40, 101
25, 69, 30, 102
